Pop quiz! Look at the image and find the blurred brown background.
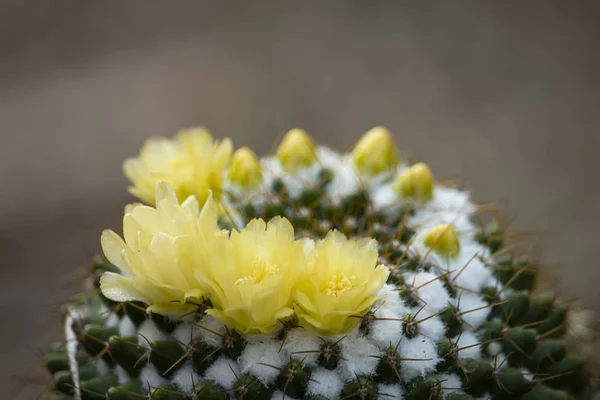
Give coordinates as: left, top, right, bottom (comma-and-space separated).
1, 1, 599, 397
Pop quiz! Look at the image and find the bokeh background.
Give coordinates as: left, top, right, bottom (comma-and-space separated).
1, 2, 599, 397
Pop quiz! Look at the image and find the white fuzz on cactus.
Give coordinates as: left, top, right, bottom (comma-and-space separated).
43, 126, 598, 400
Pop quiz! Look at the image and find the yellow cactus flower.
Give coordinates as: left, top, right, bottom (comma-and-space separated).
392, 162, 434, 201
123, 127, 233, 206
228, 147, 263, 189
352, 126, 400, 175
423, 224, 460, 258
293, 230, 390, 335
276, 128, 318, 171
204, 217, 305, 334
99, 182, 224, 317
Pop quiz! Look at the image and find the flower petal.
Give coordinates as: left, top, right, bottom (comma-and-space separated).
100, 272, 147, 303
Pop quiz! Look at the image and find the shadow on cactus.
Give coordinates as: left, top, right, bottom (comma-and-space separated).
42, 126, 598, 399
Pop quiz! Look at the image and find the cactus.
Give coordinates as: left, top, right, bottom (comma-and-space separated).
44, 126, 598, 399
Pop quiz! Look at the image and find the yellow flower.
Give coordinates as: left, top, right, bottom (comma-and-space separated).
352, 126, 400, 175
392, 162, 434, 201
99, 182, 224, 317
228, 147, 263, 190
423, 224, 460, 258
123, 127, 233, 206
276, 128, 318, 171
293, 230, 390, 335
204, 217, 304, 334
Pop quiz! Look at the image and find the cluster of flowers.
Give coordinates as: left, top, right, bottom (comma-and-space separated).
101, 181, 389, 336
100, 126, 457, 338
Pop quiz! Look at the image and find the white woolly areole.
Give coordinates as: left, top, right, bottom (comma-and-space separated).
407, 272, 452, 314
522, 368, 534, 382
455, 291, 491, 329
281, 327, 322, 367
399, 337, 440, 381
137, 319, 168, 344
93, 358, 111, 375
377, 284, 411, 312
318, 150, 361, 202
370, 307, 405, 350
115, 365, 129, 384
118, 316, 137, 338
105, 312, 120, 328
172, 322, 203, 345
306, 367, 343, 400
493, 353, 510, 370
238, 338, 287, 385
336, 331, 380, 381
65, 312, 81, 400
448, 251, 495, 292
378, 383, 404, 399
204, 356, 241, 389
271, 391, 299, 400
438, 373, 463, 397
409, 209, 474, 235
172, 361, 201, 393
260, 156, 322, 199
371, 182, 398, 210
413, 314, 446, 342
456, 330, 482, 360
428, 186, 476, 215
487, 341, 503, 357
140, 364, 168, 388
196, 315, 226, 347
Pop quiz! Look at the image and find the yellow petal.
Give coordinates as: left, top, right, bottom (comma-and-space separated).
100, 272, 147, 303
100, 230, 130, 275
146, 302, 197, 318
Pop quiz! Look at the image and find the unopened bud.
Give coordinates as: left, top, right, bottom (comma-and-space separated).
392, 162, 434, 201
423, 224, 460, 258
352, 126, 400, 175
277, 128, 318, 171
228, 147, 263, 189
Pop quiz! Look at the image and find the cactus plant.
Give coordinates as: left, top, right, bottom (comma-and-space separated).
43, 126, 597, 399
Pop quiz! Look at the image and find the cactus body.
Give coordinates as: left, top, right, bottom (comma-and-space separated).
44, 127, 596, 399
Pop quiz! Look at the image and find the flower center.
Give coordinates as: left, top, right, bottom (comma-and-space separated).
325, 273, 356, 296
235, 258, 279, 285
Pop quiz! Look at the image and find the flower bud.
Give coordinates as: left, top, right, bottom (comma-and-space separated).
423, 224, 460, 258
276, 128, 318, 171
392, 162, 434, 201
228, 147, 263, 189
352, 126, 400, 175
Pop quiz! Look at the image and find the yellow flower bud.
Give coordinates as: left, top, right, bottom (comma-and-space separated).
351, 126, 400, 175
423, 224, 460, 258
228, 147, 263, 189
293, 230, 389, 335
276, 128, 318, 171
392, 163, 434, 201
